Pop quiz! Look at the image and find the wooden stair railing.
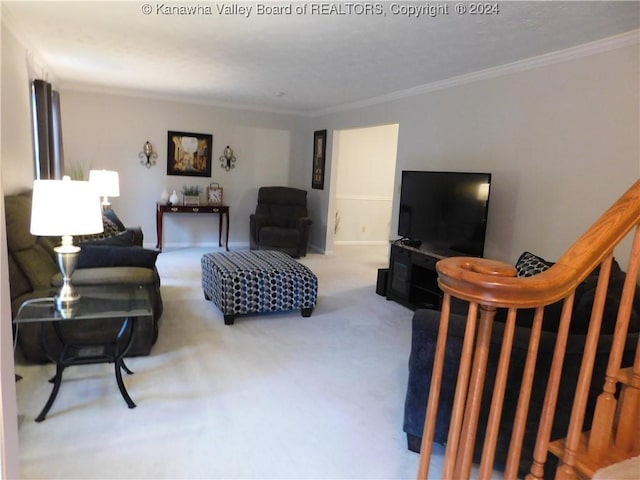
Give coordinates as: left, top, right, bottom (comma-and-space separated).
417, 179, 640, 480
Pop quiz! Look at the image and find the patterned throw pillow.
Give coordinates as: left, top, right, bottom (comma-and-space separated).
515, 251, 553, 277
76, 216, 121, 244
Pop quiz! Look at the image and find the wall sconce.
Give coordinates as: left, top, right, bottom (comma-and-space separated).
219, 146, 236, 171
139, 141, 157, 168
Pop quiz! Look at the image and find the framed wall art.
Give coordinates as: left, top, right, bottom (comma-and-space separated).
312, 129, 327, 190
167, 131, 212, 177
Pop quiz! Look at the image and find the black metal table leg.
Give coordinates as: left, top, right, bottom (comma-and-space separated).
16, 286, 152, 423
35, 362, 64, 422
36, 316, 140, 419
120, 360, 134, 375
114, 317, 137, 408
114, 360, 136, 409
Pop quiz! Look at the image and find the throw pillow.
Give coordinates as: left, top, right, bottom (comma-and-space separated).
76, 216, 121, 244
103, 209, 126, 231
78, 229, 135, 247
515, 251, 554, 277
77, 245, 159, 269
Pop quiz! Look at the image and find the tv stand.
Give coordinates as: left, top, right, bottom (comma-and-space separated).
386, 241, 448, 310
400, 238, 422, 248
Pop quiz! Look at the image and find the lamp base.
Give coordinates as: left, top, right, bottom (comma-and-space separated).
55, 282, 80, 306
55, 296, 78, 319
54, 239, 81, 315
101, 196, 111, 211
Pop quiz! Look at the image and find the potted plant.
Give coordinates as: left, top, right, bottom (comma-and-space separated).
181, 185, 202, 206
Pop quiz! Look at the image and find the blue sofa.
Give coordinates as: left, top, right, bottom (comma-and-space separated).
403, 253, 640, 479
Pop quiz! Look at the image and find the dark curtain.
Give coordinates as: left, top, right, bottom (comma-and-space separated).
32, 79, 64, 179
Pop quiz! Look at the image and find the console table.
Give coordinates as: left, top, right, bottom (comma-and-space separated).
156, 203, 230, 252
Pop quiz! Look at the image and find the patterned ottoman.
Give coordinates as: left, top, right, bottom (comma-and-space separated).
201, 250, 318, 325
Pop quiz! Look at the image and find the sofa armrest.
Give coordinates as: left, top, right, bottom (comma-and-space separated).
404, 308, 466, 446
126, 227, 144, 246
52, 266, 157, 286
76, 245, 159, 269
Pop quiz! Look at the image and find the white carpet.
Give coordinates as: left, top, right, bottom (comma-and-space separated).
593, 456, 640, 480
15, 245, 439, 479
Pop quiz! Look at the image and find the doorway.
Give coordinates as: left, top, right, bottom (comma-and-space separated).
326, 124, 399, 254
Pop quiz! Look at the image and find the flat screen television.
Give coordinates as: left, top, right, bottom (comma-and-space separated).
398, 170, 492, 257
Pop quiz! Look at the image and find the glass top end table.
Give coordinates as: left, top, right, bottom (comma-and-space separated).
14, 284, 153, 422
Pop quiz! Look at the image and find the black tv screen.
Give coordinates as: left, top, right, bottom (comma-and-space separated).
398, 171, 492, 257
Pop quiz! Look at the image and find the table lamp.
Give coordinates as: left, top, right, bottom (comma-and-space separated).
30, 176, 103, 310
89, 169, 120, 211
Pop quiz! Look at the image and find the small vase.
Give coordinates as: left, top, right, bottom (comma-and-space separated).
169, 190, 179, 204
160, 188, 169, 204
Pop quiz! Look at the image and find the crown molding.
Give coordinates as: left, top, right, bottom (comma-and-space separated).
1, 7, 59, 84
4, 6, 637, 119
56, 82, 309, 117
314, 29, 640, 117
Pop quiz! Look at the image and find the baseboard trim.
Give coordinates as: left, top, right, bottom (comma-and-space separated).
333, 241, 389, 246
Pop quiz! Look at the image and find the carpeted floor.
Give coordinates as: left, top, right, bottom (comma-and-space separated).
15, 245, 437, 479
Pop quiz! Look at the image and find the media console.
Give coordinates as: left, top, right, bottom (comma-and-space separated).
386, 241, 450, 311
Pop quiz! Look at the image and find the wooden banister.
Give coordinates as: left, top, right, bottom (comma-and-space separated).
417, 179, 640, 480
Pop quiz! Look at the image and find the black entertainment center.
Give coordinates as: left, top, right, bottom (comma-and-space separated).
383, 170, 492, 310
386, 241, 448, 310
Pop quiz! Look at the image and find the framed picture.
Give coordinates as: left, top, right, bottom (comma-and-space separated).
167, 131, 212, 177
312, 129, 327, 190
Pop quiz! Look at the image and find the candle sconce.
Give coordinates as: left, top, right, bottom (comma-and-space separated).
139, 141, 157, 168
219, 146, 236, 171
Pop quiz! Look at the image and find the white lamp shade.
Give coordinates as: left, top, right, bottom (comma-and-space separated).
30, 176, 104, 237
89, 169, 120, 197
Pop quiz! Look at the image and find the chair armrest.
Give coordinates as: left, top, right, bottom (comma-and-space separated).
250, 213, 269, 229
296, 217, 313, 228
295, 217, 313, 257
250, 213, 269, 249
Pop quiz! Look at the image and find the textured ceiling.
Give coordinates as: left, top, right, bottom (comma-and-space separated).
3, 1, 639, 114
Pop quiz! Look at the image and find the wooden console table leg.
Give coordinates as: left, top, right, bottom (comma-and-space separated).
225, 211, 230, 251
156, 207, 163, 251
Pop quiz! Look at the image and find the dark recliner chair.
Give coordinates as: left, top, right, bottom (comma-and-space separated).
249, 186, 312, 258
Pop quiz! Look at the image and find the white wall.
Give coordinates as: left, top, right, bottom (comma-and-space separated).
312, 40, 640, 264
1, 19, 34, 195
333, 124, 398, 245
23, 90, 310, 250
0, 18, 22, 480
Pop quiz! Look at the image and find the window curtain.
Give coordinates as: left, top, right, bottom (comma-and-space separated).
32, 79, 64, 179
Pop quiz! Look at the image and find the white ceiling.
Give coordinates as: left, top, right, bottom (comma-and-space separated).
3, 1, 639, 115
